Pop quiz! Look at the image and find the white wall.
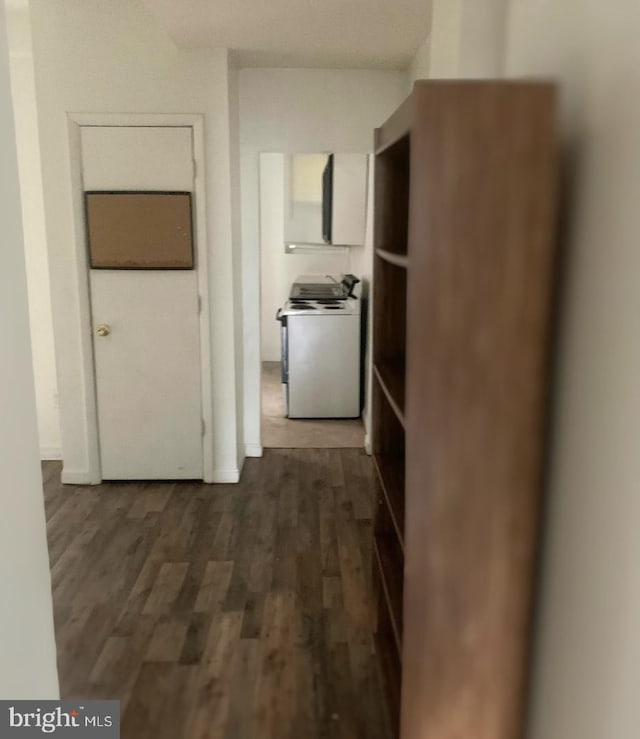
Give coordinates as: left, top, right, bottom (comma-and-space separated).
239, 68, 406, 452
410, 0, 508, 83
360, 159, 375, 454
407, 34, 431, 89
260, 153, 287, 362
428, 0, 463, 77
458, 0, 509, 78
29, 0, 241, 482
6, 5, 61, 460
0, 1, 59, 697
505, 2, 640, 738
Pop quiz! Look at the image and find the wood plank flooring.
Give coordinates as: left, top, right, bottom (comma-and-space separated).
42, 449, 390, 739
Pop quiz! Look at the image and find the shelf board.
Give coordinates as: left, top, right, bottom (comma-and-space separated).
374, 96, 412, 155
376, 249, 409, 269
373, 454, 405, 552
373, 539, 403, 656
374, 628, 401, 737
373, 362, 405, 427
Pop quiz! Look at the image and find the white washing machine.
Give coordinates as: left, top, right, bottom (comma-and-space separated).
277, 275, 361, 419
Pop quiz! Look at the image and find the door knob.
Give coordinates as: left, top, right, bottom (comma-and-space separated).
95, 324, 111, 337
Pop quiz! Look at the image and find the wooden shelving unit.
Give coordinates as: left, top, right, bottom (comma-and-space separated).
376, 249, 409, 269
373, 363, 405, 426
371, 122, 410, 731
372, 454, 404, 548
370, 81, 558, 739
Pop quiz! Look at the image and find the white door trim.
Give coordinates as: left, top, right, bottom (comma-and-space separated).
66, 113, 214, 483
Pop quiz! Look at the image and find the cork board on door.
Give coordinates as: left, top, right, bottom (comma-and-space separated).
85, 191, 194, 269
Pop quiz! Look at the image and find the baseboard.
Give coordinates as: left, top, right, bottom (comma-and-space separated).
61, 466, 240, 485
212, 468, 240, 484
61, 467, 101, 485
364, 434, 372, 455
40, 447, 63, 461
244, 443, 263, 458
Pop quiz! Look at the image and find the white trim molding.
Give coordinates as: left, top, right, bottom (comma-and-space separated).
212, 468, 241, 484
66, 112, 214, 484
244, 443, 263, 458
61, 468, 101, 485
40, 447, 63, 461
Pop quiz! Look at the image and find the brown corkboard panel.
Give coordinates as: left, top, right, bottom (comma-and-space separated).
85, 191, 194, 269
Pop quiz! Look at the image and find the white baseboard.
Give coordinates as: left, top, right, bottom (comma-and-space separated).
212, 468, 240, 483
40, 447, 62, 461
364, 434, 372, 455
61, 468, 101, 485
244, 443, 263, 458
61, 467, 240, 485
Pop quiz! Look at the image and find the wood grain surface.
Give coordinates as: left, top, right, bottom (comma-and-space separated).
42, 449, 390, 739
401, 81, 558, 739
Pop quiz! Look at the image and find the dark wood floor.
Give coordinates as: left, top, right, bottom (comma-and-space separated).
42, 448, 390, 739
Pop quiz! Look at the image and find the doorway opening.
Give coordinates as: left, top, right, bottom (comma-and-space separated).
258, 152, 368, 449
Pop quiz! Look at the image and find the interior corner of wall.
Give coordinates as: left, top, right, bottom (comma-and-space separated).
429, 0, 464, 78
236, 441, 246, 469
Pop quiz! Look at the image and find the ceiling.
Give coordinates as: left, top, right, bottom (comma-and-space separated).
141, 0, 432, 69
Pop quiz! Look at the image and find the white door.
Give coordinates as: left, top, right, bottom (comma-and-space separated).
82, 126, 203, 479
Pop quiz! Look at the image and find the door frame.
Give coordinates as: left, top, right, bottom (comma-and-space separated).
67, 112, 214, 483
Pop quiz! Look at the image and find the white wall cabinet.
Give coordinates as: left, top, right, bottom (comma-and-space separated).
332, 153, 368, 246
282, 152, 368, 247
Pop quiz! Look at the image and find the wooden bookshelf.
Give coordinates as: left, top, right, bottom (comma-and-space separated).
372, 455, 404, 548
371, 120, 411, 734
376, 249, 409, 269
371, 81, 558, 739
373, 564, 402, 733
373, 363, 405, 427
374, 500, 404, 644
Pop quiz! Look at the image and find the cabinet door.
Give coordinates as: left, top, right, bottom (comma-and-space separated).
283, 153, 326, 244
332, 154, 369, 246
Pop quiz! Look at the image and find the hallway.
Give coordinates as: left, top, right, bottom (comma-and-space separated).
42, 448, 389, 738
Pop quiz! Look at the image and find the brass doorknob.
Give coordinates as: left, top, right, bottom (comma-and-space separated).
95, 324, 111, 337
